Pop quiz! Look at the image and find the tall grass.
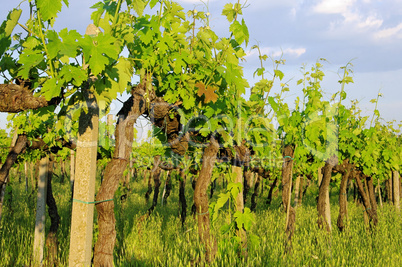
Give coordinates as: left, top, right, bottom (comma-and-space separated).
0, 170, 401, 266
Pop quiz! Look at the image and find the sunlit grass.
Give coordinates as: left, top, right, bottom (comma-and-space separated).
0, 171, 401, 266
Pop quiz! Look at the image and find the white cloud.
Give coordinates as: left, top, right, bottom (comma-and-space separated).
246, 46, 306, 59
313, 0, 356, 14
248, 0, 301, 10
313, 1, 389, 41
374, 23, 402, 39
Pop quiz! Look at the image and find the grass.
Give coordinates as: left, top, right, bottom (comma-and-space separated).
0, 169, 401, 266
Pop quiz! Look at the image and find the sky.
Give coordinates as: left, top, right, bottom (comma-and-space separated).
1, 0, 402, 135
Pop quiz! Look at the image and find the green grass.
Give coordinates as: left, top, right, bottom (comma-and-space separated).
0, 171, 401, 266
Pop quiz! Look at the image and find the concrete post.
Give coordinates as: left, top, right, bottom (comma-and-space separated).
68, 95, 99, 266
68, 24, 100, 267
33, 157, 48, 265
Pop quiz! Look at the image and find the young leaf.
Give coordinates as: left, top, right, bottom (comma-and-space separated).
37, 0, 63, 21
4, 9, 22, 37
222, 3, 235, 22
274, 69, 284, 81
131, 0, 147, 16
149, 0, 159, 9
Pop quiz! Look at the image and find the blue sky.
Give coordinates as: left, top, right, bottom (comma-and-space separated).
1, 0, 401, 132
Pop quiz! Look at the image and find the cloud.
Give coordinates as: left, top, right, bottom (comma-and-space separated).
374, 23, 402, 39
247, 0, 301, 10
313, 0, 356, 14
246, 46, 306, 59
310, 0, 389, 42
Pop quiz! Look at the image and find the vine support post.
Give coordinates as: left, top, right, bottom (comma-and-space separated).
68, 90, 99, 267
33, 156, 49, 265
393, 171, 400, 212
294, 175, 301, 208
70, 150, 75, 199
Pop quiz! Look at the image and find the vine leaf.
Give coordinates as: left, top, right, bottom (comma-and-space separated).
42, 77, 61, 101
196, 82, 218, 103
4, 9, 22, 37
37, 0, 63, 21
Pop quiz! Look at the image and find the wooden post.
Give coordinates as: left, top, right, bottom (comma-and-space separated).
393, 171, 400, 212
33, 157, 48, 265
232, 165, 247, 256
294, 175, 301, 208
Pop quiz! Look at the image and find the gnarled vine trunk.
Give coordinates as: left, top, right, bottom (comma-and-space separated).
354, 173, 378, 227
250, 174, 261, 212
336, 160, 352, 232
179, 169, 187, 226
194, 136, 219, 263
93, 86, 145, 266
317, 155, 337, 232
45, 159, 60, 266
282, 145, 295, 252
148, 156, 162, 214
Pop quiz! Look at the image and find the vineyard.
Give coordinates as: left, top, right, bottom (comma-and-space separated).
0, 0, 401, 266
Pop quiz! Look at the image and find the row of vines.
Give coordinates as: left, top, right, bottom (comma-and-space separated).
0, 0, 401, 266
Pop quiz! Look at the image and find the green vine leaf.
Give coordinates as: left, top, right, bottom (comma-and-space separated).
229, 19, 249, 45
4, 9, 22, 37
42, 77, 61, 101
37, 0, 63, 21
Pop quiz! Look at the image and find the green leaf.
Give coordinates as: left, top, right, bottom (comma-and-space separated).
222, 3, 235, 22
18, 50, 44, 79
149, 0, 159, 9
42, 78, 61, 101
340, 90, 347, 100
0, 36, 11, 58
212, 192, 230, 221
0, 9, 22, 57
46, 30, 62, 59
114, 57, 133, 91
5, 9, 22, 37
131, 0, 147, 16
229, 19, 249, 45
23, 36, 42, 49
83, 33, 120, 75
274, 69, 284, 81
268, 97, 279, 114
37, 0, 63, 21
234, 207, 254, 231
59, 65, 86, 87
59, 28, 82, 57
